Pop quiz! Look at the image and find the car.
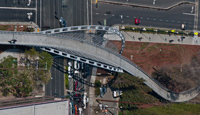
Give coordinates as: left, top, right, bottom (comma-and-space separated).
78, 108, 83, 115
59, 17, 67, 27
113, 90, 123, 98
68, 66, 72, 78
134, 18, 141, 25
74, 61, 80, 70
181, 24, 186, 30
82, 92, 89, 109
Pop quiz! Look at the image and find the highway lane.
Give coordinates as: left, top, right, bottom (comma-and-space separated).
42, 0, 62, 29
45, 56, 64, 97
73, 0, 85, 26
0, 0, 36, 8
0, 9, 36, 22
93, 3, 195, 30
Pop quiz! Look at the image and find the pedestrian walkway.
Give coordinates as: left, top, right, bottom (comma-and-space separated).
104, 27, 198, 45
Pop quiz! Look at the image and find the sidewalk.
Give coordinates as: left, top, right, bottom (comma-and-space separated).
104, 28, 198, 45
88, 67, 97, 115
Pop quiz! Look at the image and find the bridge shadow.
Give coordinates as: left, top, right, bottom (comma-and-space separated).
72, 74, 94, 87
52, 60, 94, 87
52, 61, 66, 73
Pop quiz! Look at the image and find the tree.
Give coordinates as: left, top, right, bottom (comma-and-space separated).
95, 80, 101, 88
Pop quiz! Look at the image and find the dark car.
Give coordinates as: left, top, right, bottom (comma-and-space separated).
59, 17, 67, 27
134, 18, 141, 25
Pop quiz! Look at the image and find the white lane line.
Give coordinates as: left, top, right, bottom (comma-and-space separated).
159, 19, 162, 21
36, 0, 37, 25
134, 17, 136, 18
178, 21, 180, 23
189, 22, 192, 24
140, 17, 143, 19
0, 7, 36, 10
172, 21, 174, 22
96, 13, 99, 15
153, 18, 156, 20
166, 20, 168, 22
147, 18, 149, 20
126, 16, 129, 18
104, 14, 107, 15
112, 14, 115, 16
183, 13, 195, 16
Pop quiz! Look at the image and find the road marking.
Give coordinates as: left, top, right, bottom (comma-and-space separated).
134, 17, 136, 18
96, 13, 99, 15
178, 21, 180, 23
160, 19, 162, 21
191, 6, 194, 13
112, 14, 115, 16
126, 16, 129, 18
189, 22, 192, 24
183, 13, 195, 15
0, 7, 36, 10
172, 21, 174, 22
140, 17, 143, 19
147, 18, 149, 20
153, 0, 156, 5
153, 18, 156, 20
104, 14, 107, 15
166, 20, 168, 22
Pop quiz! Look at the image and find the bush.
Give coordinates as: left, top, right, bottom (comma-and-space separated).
95, 87, 100, 96
65, 66, 69, 89
95, 80, 101, 88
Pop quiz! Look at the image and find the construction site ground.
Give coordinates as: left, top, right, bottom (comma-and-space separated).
111, 40, 200, 100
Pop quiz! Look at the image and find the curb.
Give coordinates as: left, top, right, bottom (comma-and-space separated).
98, 0, 195, 11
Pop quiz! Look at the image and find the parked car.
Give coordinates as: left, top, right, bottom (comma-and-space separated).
68, 66, 72, 78
82, 92, 89, 109
100, 86, 107, 98
134, 18, 141, 25
74, 61, 80, 70
113, 90, 122, 98
59, 17, 67, 27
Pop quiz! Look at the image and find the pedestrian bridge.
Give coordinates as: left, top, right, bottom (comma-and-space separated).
0, 25, 199, 102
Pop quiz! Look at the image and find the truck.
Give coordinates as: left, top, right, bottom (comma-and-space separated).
113, 90, 122, 98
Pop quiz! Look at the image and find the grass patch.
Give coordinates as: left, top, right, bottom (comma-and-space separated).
0, 25, 9, 30
146, 46, 157, 52
140, 43, 149, 50
65, 66, 69, 89
120, 103, 200, 115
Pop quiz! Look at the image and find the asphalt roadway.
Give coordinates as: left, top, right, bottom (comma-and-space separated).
42, 0, 62, 29
0, 0, 40, 27
45, 56, 64, 98
0, 0, 36, 8
93, 3, 195, 30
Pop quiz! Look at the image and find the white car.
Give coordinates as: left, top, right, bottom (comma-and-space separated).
74, 61, 80, 70
83, 92, 88, 109
68, 66, 72, 78
78, 108, 83, 115
181, 24, 186, 30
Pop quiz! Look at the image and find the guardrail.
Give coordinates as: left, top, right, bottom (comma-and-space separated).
41, 25, 125, 54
